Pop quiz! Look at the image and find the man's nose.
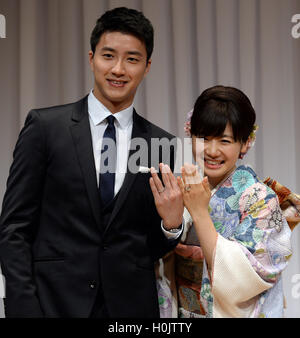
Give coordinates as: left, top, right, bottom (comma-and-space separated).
111, 59, 126, 76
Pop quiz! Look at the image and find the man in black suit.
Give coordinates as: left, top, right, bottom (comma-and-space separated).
0, 7, 183, 318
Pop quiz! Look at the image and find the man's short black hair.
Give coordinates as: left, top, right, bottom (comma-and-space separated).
191, 86, 256, 144
90, 7, 154, 62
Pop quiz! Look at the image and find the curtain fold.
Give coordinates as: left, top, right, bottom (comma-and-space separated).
0, 0, 299, 317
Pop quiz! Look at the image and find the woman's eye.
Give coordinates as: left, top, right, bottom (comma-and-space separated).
221, 139, 231, 143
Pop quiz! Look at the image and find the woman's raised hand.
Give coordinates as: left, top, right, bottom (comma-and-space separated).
177, 163, 211, 219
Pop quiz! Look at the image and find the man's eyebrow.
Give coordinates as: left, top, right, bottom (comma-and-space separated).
100, 47, 116, 52
100, 47, 143, 57
127, 51, 143, 57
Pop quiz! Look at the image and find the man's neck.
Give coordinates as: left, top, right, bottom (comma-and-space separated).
92, 89, 133, 114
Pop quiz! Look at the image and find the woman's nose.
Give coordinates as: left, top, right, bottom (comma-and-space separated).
205, 140, 220, 157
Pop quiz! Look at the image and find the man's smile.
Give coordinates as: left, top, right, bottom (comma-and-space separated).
107, 79, 128, 88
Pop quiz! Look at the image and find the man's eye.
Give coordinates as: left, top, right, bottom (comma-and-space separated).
221, 139, 231, 143
128, 57, 139, 63
103, 54, 113, 59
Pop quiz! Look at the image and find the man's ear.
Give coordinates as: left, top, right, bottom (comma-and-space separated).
89, 51, 94, 71
144, 59, 152, 77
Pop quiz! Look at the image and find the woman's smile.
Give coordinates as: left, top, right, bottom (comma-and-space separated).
204, 158, 225, 170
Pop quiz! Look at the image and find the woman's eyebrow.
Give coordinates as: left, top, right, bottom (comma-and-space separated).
222, 134, 234, 139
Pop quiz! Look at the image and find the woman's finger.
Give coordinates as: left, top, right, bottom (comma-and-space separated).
193, 168, 203, 185
177, 176, 185, 195
183, 163, 198, 185
187, 163, 203, 185
202, 176, 211, 195
181, 166, 187, 185
184, 163, 197, 176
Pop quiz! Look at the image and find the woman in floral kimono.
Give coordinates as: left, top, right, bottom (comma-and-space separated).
150, 85, 294, 318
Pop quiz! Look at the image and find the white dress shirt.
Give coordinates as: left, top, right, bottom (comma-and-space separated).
88, 90, 182, 239
88, 90, 133, 195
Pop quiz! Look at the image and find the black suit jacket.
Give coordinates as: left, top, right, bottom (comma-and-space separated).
0, 96, 180, 318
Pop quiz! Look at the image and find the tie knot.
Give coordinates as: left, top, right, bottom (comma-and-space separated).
106, 115, 115, 126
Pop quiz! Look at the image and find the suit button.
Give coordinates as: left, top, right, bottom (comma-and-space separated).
90, 282, 96, 289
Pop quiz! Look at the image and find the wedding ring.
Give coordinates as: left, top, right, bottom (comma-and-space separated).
184, 185, 191, 192
158, 188, 165, 194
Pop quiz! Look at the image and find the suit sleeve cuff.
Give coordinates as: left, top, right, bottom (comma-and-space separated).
161, 219, 184, 240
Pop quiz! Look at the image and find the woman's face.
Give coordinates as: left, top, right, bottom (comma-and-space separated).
192, 123, 248, 188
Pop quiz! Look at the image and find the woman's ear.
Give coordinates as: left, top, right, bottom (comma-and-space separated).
239, 139, 251, 159
241, 139, 250, 153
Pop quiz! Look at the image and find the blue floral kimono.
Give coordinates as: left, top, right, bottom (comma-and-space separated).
157, 165, 292, 318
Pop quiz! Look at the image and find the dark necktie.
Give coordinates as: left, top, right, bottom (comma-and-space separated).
99, 115, 116, 207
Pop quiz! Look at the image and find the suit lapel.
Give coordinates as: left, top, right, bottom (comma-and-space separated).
70, 102, 151, 234
70, 96, 102, 230
104, 110, 150, 234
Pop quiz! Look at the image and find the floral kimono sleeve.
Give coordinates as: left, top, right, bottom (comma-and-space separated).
210, 182, 292, 318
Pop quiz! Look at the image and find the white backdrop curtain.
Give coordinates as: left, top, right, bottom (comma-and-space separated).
0, 0, 299, 317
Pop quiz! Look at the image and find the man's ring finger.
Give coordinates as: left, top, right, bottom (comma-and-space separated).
158, 188, 165, 194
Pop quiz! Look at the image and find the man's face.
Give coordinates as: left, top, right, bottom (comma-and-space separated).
89, 31, 151, 113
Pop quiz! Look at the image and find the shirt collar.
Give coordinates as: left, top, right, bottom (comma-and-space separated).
88, 90, 133, 129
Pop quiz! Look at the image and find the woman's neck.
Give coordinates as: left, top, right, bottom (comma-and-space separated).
208, 165, 237, 190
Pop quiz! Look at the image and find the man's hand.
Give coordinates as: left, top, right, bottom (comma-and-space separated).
149, 163, 183, 230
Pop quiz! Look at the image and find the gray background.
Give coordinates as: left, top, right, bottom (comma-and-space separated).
0, 0, 300, 317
